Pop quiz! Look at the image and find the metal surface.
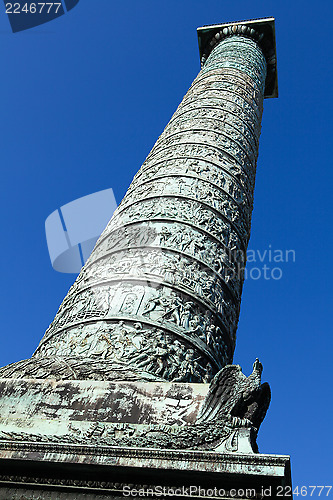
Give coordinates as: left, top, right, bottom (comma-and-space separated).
2, 29, 268, 384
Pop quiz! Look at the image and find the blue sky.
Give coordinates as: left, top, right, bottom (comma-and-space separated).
0, 0, 332, 493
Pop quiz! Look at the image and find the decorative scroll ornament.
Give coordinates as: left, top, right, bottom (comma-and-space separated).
200, 24, 264, 67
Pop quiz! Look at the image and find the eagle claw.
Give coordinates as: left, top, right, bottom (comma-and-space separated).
229, 416, 253, 428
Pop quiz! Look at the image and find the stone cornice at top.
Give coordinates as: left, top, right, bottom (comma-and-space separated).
197, 17, 278, 98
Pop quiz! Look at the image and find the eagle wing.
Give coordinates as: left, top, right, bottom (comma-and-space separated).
196, 364, 246, 424
243, 381, 271, 431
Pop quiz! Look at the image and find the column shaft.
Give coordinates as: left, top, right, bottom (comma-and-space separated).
3, 35, 267, 383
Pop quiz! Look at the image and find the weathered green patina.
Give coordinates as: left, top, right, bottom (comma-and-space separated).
0, 19, 291, 500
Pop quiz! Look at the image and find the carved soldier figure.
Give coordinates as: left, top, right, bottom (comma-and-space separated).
180, 301, 193, 329
158, 292, 182, 326
159, 226, 172, 246
142, 290, 169, 316
172, 349, 202, 383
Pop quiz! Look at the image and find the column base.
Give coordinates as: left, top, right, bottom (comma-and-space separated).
0, 375, 291, 498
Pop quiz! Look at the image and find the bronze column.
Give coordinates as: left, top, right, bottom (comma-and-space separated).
0, 20, 277, 384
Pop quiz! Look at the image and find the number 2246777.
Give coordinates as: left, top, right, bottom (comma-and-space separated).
6, 3, 62, 14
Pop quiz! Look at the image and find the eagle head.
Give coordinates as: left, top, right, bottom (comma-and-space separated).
253, 358, 263, 375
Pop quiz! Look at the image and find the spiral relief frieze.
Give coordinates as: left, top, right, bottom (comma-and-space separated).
1, 34, 268, 384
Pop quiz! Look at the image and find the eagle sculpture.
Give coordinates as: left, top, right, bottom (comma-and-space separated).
196, 358, 271, 434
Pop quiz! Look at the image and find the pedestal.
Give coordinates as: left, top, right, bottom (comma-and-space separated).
0, 377, 291, 499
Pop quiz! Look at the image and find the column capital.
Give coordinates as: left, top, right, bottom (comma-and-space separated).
197, 17, 278, 98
